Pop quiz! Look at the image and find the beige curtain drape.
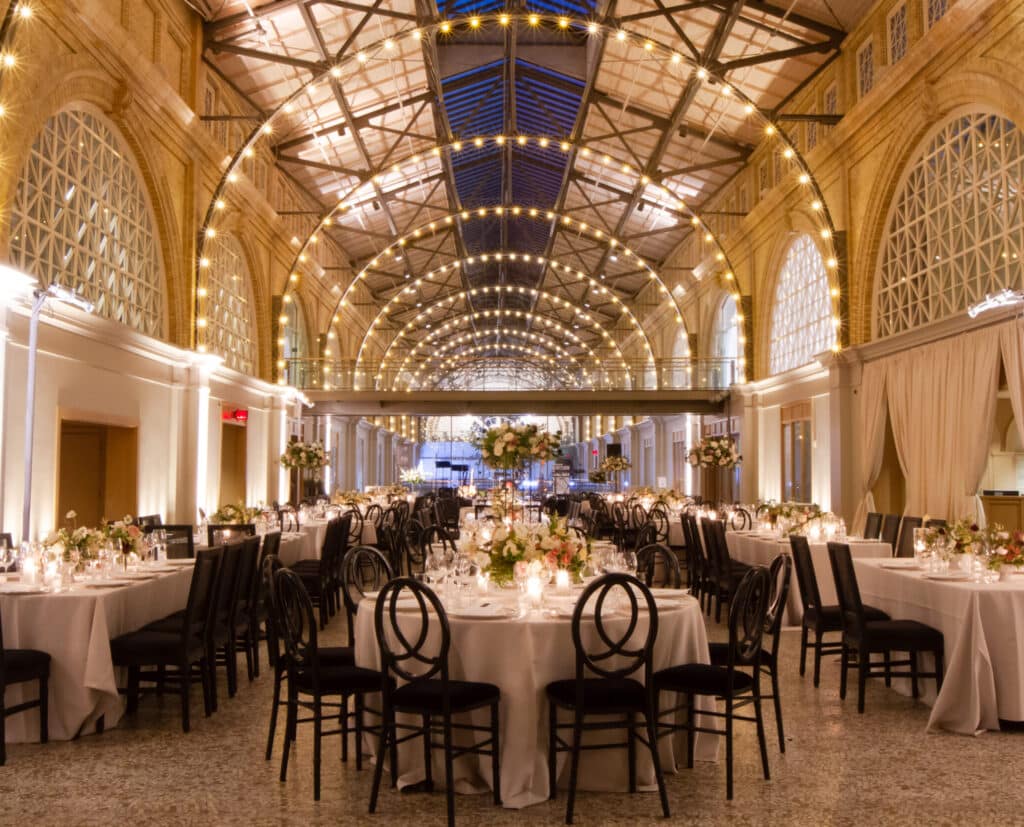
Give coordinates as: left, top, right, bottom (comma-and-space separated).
852, 360, 889, 534
999, 322, 1024, 448
885, 326, 1001, 521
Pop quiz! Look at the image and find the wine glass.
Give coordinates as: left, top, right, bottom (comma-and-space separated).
0, 537, 13, 581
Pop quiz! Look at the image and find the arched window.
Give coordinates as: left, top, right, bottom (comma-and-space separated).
206, 233, 256, 375
875, 112, 1024, 338
668, 327, 690, 388
711, 294, 738, 385
9, 106, 165, 337
768, 234, 833, 375
283, 296, 308, 360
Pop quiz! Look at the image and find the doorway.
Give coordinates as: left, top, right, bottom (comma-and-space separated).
219, 421, 247, 505
57, 420, 138, 527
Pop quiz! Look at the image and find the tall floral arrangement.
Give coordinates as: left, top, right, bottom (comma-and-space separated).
476, 422, 561, 470
688, 435, 742, 469
600, 455, 631, 473
399, 466, 425, 484
280, 441, 329, 478
759, 501, 822, 527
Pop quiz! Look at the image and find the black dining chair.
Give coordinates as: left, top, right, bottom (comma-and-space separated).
789, 535, 890, 687
0, 604, 50, 762
145, 523, 194, 558
863, 512, 882, 540
924, 518, 947, 529
291, 517, 346, 629
112, 548, 220, 732
230, 535, 262, 682
546, 574, 669, 824
636, 542, 684, 589
895, 516, 922, 558
653, 566, 772, 801
680, 514, 707, 606
136, 514, 162, 529
271, 568, 385, 801
710, 554, 791, 752
828, 542, 944, 713
879, 514, 900, 548
369, 578, 501, 827
703, 519, 750, 622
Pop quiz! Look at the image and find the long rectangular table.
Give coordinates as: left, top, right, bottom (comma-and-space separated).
0, 564, 194, 742
854, 558, 1024, 734
274, 519, 378, 567
726, 532, 892, 625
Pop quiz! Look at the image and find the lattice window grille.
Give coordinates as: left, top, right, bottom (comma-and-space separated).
875, 112, 1024, 338
9, 107, 164, 338
807, 121, 818, 150
758, 162, 769, 198
927, 0, 948, 28
857, 40, 875, 99
769, 234, 834, 375
207, 234, 256, 375
889, 4, 908, 64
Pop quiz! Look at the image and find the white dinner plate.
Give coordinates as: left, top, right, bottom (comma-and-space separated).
80, 578, 136, 588
921, 572, 970, 582
879, 560, 922, 570
164, 559, 196, 566
649, 587, 690, 598
448, 605, 519, 620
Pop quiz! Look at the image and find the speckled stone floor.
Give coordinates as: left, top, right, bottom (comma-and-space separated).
2, 611, 1021, 827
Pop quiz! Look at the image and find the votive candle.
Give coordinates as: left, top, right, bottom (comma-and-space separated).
555, 569, 571, 594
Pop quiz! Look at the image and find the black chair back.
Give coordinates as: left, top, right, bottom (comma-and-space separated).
182, 548, 222, 641
725, 566, 772, 670
636, 543, 683, 588
364, 503, 385, 529
729, 508, 752, 531
270, 568, 321, 683
345, 508, 365, 547
879, 514, 900, 547
341, 546, 393, 647
765, 555, 792, 639
924, 518, 947, 529
895, 516, 922, 558
422, 524, 456, 556
233, 535, 262, 623
279, 506, 299, 532
136, 514, 162, 529
789, 535, 823, 617
262, 554, 284, 666
146, 524, 194, 559
863, 512, 882, 540
648, 507, 670, 544
374, 578, 450, 698
208, 523, 255, 547
827, 542, 866, 641
572, 574, 657, 683
212, 543, 244, 629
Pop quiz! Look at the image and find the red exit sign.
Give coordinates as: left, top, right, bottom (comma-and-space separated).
222, 407, 248, 423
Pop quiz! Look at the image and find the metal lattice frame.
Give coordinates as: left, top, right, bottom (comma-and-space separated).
768, 233, 833, 375
9, 107, 165, 338
205, 233, 256, 374
875, 112, 1024, 339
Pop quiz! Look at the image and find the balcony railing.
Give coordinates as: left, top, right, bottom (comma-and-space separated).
283, 357, 738, 392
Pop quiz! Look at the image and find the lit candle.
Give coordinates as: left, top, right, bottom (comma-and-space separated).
476, 572, 490, 593
824, 522, 837, 540
808, 524, 821, 542
44, 560, 58, 586
526, 575, 543, 608
555, 569, 571, 594
22, 556, 38, 585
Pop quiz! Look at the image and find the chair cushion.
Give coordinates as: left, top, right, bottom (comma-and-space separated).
708, 641, 768, 668
862, 620, 944, 651
810, 604, 890, 627
653, 663, 755, 697
546, 678, 647, 711
143, 610, 185, 633
110, 630, 203, 665
4, 648, 50, 682
292, 664, 384, 695
320, 646, 355, 665
391, 679, 500, 714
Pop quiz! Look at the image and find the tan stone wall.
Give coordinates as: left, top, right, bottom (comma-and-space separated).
0, 0, 348, 379
656, 0, 1024, 379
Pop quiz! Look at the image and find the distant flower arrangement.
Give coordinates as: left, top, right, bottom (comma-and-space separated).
211, 502, 262, 523
688, 435, 741, 469
600, 455, 631, 473
399, 466, 425, 484
477, 422, 561, 470
280, 441, 328, 477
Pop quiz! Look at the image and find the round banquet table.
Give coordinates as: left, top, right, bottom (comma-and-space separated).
354, 587, 717, 809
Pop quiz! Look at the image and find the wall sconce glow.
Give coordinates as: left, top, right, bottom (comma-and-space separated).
967, 289, 1024, 318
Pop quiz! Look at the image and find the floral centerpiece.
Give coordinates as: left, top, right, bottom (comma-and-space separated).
382, 483, 411, 500
458, 514, 588, 586
477, 422, 561, 470
102, 515, 144, 559
600, 455, 631, 474
687, 435, 742, 469
924, 518, 1009, 559
280, 441, 329, 478
211, 502, 262, 523
43, 511, 103, 571
759, 501, 823, 528
587, 470, 608, 484
399, 466, 425, 484
989, 531, 1024, 571
332, 489, 371, 506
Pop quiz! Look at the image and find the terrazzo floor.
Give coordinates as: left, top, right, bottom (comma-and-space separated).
2, 610, 1021, 827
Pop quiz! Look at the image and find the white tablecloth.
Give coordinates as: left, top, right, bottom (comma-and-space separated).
355, 590, 716, 808
0, 565, 194, 741
726, 532, 892, 625
854, 559, 1024, 733
277, 520, 378, 567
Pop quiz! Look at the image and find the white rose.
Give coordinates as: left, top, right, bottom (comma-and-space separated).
66, 510, 77, 520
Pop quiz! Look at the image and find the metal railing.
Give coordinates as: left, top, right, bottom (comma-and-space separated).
282, 357, 737, 392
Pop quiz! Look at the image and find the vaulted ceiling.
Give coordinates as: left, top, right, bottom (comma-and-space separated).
199, 0, 865, 390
